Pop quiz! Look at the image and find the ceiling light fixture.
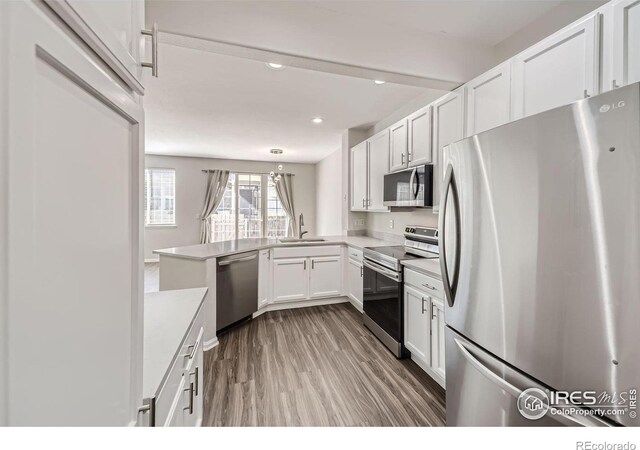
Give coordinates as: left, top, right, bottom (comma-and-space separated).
270, 148, 284, 154
374, 80, 386, 85
311, 117, 324, 124
266, 62, 284, 70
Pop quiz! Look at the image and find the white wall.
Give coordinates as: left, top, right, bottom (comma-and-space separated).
144, 155, 317, 260
315, 149, 342, 235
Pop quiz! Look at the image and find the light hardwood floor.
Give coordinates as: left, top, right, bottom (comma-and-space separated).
204, 304, 446, 426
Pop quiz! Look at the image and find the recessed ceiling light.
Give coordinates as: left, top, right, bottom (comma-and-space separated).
266, 62, 284, 70
311, 117, 324, 124
270, 148, 284, 154
374, 80, 386, 85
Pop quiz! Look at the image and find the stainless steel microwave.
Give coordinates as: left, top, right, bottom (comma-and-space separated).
383, 165, 433, 207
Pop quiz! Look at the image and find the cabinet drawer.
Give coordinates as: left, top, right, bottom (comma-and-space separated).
154, 308, 203, 426
347, 246, 363, 263
273, 245, 342, 259
404, 268, 444, 299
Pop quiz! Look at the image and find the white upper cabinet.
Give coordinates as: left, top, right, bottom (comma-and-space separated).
432, 89, 465, 211
389, 119, 408, 172
350, 141, 368, 211
465, 62, 512, 137
612, 0, 640, 88
407, 105, 432, 167
45, 0, 147, 93
3, 1, 144, 425
512, 13, 600, 119
367, 129, 390, 212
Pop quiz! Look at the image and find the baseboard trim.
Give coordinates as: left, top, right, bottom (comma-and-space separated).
253, 296, 349, 317
203, 336, 219, 351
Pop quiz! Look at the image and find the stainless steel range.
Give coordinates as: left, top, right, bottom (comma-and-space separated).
362, 226, 439, 357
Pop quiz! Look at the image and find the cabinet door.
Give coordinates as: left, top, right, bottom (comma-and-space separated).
347, 258, 363, 310
272, 258, 308, 302
258, 249, 271, 309
45, 0, 145, 93
184, 327, 203, 427
465, 62, 512, 136
4, 2, 144, 426
350, 141, 368, 211
430, 298, 446, 382
512, 13, 599, 119
612, 0, 640, 88
367, 129, 390, 211
309, 256, 342, 298
403, 285, 431, 365
389, 119, 408, 172
432, 90, 464, 212
407, 106, 432, 167
162, 375, 185, 427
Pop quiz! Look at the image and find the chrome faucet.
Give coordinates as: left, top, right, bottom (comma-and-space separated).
299, 213, 308, 238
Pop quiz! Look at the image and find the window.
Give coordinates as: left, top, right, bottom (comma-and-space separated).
144, 168, 175, 226
210, 173, 290, 242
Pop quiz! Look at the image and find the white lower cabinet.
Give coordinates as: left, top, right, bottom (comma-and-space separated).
309, 256, 342, 298
272, 257, 309, 302
258, 249, 272, 308
430, 298, 446, 382
403, 268, 445, 387
271, 247, 344, 303
404, 285, 430, 363
347, 257, 364, 310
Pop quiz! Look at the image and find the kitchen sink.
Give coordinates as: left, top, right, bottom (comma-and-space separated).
278, 237, 326, 243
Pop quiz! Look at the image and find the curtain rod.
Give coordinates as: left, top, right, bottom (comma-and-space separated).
201, 169, 295, 176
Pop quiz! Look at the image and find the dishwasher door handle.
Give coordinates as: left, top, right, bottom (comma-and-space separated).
218, 253, 258, 266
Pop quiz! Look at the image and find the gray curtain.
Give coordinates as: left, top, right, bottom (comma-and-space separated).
200, 170, 230, 243
273, 174, 297, 237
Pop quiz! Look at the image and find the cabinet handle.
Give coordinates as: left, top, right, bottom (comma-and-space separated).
421, 297, 426, 314
304, 260, 307, 270
432, 303, 436, 320
183, 382, 194, 414
583, 89, 590, 98
141, 23, 159, 77
312, 259, 315, 270
360, 266, 363, 277
612, 80, 619, 90
367, 199, 371, 206
401, 153, 405, 164
362, 198, 365, 208
192, 367, 199, 396
422, 283, 436, 290
408, 151, 412, 162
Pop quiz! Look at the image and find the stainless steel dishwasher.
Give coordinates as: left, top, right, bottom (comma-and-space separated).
216, 251, 259, 332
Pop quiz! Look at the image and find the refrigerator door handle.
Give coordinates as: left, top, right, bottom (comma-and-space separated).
439, 164, 461, 307
454, 337, 611, 427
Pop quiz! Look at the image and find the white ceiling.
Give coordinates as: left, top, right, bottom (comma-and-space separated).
144, 44, 442, 163
144, 0, 605, 164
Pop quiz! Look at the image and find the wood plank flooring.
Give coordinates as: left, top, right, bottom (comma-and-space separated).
203, 303, 446, 426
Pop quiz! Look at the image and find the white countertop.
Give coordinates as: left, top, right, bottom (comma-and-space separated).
143, 287, 207, 399
402, 258, 442, 279
153, 235, 398, 261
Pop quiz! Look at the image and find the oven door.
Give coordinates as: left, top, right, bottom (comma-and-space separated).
362, 259, 402, 342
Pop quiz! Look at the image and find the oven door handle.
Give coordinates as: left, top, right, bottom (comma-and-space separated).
363, 259, 401, 282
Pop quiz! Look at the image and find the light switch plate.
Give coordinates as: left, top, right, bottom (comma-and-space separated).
389, 219, 394, 229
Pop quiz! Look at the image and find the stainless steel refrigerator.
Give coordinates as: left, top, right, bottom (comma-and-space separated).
439, 82, 640, 427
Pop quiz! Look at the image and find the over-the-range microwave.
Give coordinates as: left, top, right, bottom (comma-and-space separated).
383, 165, 434, 208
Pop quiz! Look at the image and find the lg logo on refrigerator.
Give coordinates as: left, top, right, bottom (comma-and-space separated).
600, 101, 626, 113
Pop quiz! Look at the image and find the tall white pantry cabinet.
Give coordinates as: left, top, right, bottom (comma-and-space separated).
1, 1, 148, 426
